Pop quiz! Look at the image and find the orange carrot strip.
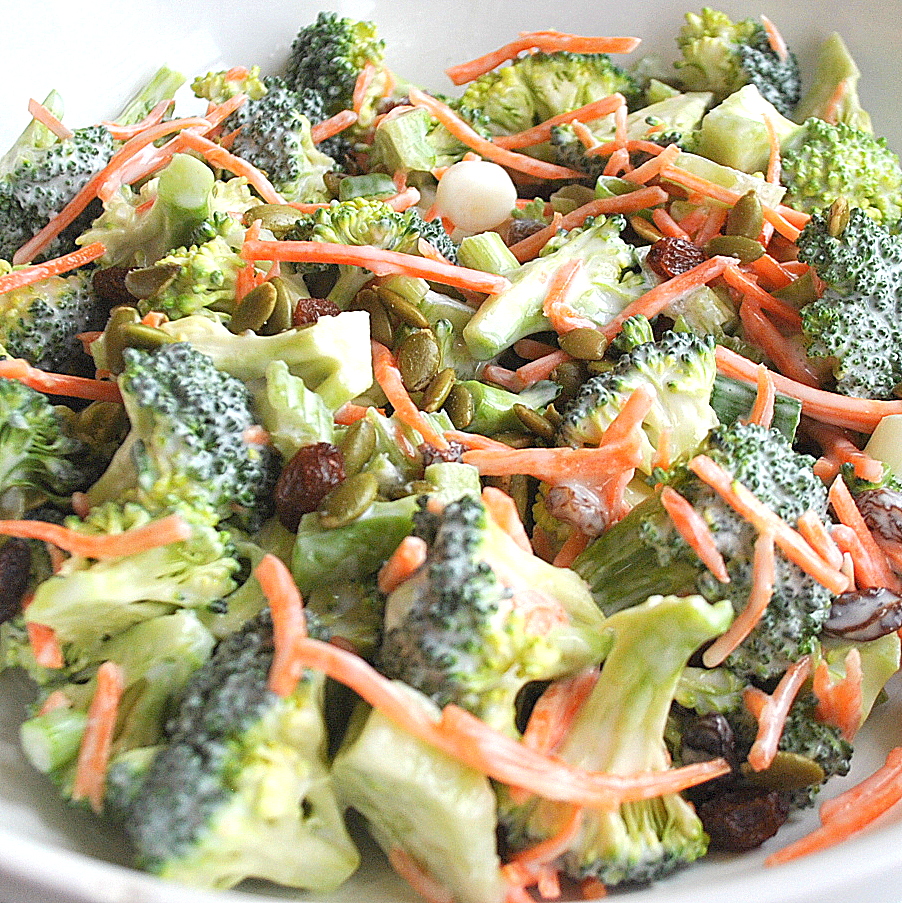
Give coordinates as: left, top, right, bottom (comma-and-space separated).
813, 648, 863, 742
651, 426, 672, 472
511, 805, 584, 869
688, 455, 850, 594
745, 655, 811, 771
493, 94, 625, 150
0, 513, 191, 560
482, 486, 532, 552
542, 259, 596, 334
739, 301, 822, 386
27, 98, 73, 141
255, 554, 308, 697
311, 109, 359, 144
352, 62, 378, 115
388, 847, 453, 903
775, 205, 811, 230
651, 207, 691, 240
406, 87, 582, 180
509, 211, 564, 263
445, 32, 641, 85
443, 429, 512, 452
0, 358, 122, 403
747, 253, 794, 291
715, 345, 902, 431
601, 255, 735, 341
623, 142, 680, 185
602, 147, 630, 177
722, 264, 802, 328
746, 363, 776, 428
242, 238, 510, 296
371, 341, 450, 449
482, 364, 526, 392
26, 622, 64, 669
387, 186, 422, 212
71, 661, 125, 813
553, 530, 590, 568
819, 746, 902, 825
766, 747, 902, 866
822, 79, 850, 126
516, 350, 575, 387
796, 511, 845, 571
102, 98, 173, 140
703, 530, 775, 668
760, 15, 789, 62
521, 669, 599, 756
0, 242, 106, 294
38, 690, 72, 715
762, 112, 782, 185
377, 535, 428, 594
515, 338, 559, 360
334, 402, 374, 425
804, 422, 885, 485
692, 206, 728, 248
661, 486, 730, 584
832, 525, 888, 592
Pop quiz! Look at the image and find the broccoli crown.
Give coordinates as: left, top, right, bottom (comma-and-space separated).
0, 125, 116, 260
224, 78, 337, 203
120, 611, 359, 890
675, 8, 800, 115
137, 235, 244, 320
0, 270, 101, 372
378, 495, 606, 735
782, 119, 902, 229
404, 207, 458, 264
459, 51, 640, 137
88, 343, 277, 527
558, 330, 718, 474
285, 12, 385, 116
797, 207, 902, 399
0, 379, 93, 517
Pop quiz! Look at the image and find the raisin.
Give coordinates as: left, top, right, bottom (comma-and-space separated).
292, 297, 343, 328
645, 237, 708, 279
274, 442, 346, 531
419, 440, 465, 467
91, 267, 138, 310
506, 219, 547, 246
696, 786, 789, 852
0, 539, 32, 625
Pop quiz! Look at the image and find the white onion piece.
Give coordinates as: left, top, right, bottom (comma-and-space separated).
434, 160, 517, 233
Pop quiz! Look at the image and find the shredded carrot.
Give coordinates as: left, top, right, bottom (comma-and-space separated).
521, 669, 599, 757
762, 112, 782, 185
102, 98, 172, 140
746, 363, 776, 428
387, 186, 422, 212
803, 421, 885, 485
739, 301, 823, 387
796, 510, 845, 571
601, 255, 736, 341
493, 94, 625, 150
71, 660, 125, 813
388, 847, 453, 903
542, 259, 596, 334
688, 455, 849, 594
377, 535, 428, 594
334, 402, 374, 425
482, 486, 532, 552
822, 79, 850, 126
661, 486, 730, 584
482, 364, 526, 392
552, 530, 590, 568
602, 147, 630, 177
0, 513, 191, 560
692, 206, 729, 248
352, 63, 378, 115
745, 655, 812, 771
505, 806, 583, 886
651, 426, 672, 473
445, 32, 641, 85
651, 207, 691, 240
311, 109, 359, 144
623, 143, 681, 186
760, 15, 789, 62
406, 87, 581, 180
747, 253, 794, 291
722, 264, 802, 328
514, 338, 559, 360
443, 430, 513, 452
832, 525, 889, 592
0, 357, 122, 403
26, 622, 64, 669
766, 747, 902, 866
509, 211, 564, 263
0, 242, 106, 295
703, 530, 775, 668
242, 237, 510, 296
255, 554, 308, 697
27, 98, 73, 141
372, 341, 450, 450
38, 690, 72, 715
813, 648, 863, 742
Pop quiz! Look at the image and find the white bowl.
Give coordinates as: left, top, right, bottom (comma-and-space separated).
3, 3, 902, 903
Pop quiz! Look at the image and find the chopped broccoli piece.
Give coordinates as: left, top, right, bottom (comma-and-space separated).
796, 207, 902, 399
675, 8, 801, 116
119, 612, 360, 890
502, 593, 732, 886
305, 580, 384, 662
191, 66, 267, 103
379, 495, 607, 736
460, 379, 560, 437
781, 119, 902, 228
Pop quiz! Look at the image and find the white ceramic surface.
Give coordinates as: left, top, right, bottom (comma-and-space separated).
2, 3, 902, 902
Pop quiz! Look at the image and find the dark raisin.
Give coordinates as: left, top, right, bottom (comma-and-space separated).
646, 237, 708, 279
824, 586, 902, 641
419, 440, 465, 467
681, 714, 739, 768
91, 267, 138, 310
292, 297, 343, 328
506, 219, 547, 246
857, 488, 902, 545
0, 539, 32, 625
696, 785, 789, 852
274, 442, 346, 531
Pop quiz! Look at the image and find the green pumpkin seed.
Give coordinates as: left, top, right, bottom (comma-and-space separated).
551, 360, 587, 403
493, 431, 534, 448
513, 404, 556, 442
508, 473, 532, 524
741, 751, 825, 791
725, 190, 764, 239
339, 419, 377, 476
103, 306, 141, 373
543, 404, 563, 429
243, 204, 307, 237
629, 215, 665, 244
352, 289, 395, 346
229, 281, 278, 334
323, 171, 347, 199
705, 234, 765, 264
119, 323, 175, 350
258, 278, 292, 335
828, 197, 851, 237
422, 368, 456, 413
397, 329, 441, 392
376, 286, 431, 329
559, 327, 607, 361
443, 383, 474, 429
124, 263, 181, 300
319, 472, 379, 529
774, 270, 818, 307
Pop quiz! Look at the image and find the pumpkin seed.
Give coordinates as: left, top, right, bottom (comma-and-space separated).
494, 431, 534, 448
559, 327, 607, 361
774, 270, 818, 307
629, 215, 665, 244
544, 404, 563, 429
551, 360, 587, 403
339, 419, 377, 477
741, 751, 825, 792
352, 289, 394, 346
119, 323, 175, 350
103, 306, 141, 373
705, 234, 765, 264
124, 263, 181, 300
443, 383, 474, 429
229, 281, 278, 334
376, 286, 430, 329
397, 329, 441, 392
422, 368, 456, 413
243, 204, 307, 236
828, 197, 851, 237
513, 404, 556, 442
725, 190, 764, 239
258, 278, 292, 335
319, 472, 379, 529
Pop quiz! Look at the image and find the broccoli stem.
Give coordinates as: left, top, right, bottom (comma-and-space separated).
459, 379, 559, 436
457, 231, 520, 275
154, 153, 215, 252
19, 707, 87, 774
710, 373, 802, 441
115, 66, 187, 128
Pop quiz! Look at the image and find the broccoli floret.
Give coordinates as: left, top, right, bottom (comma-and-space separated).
191, 66, 267, 104
87, 343, 278, 528
573, 421, 834, 681
796, 206, 902, 399
463, 215, 647, 360
0, 268, 101, 372
459, 51, 640, 138
118, 612, 359, 890
378, 495, 607, 736
558, 329, 718, 475
674, 8, 800, 116
502, 593, 732, 886
781, 120, 902, 228
405, 207, 458, 264
285, 12, 385, 117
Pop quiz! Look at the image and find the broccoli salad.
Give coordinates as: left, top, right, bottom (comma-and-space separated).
3, 7, 902, 900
